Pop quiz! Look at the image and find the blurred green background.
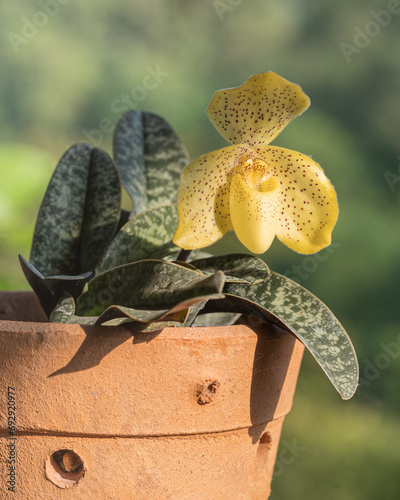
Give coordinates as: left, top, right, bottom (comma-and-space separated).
1, 1, 399, 497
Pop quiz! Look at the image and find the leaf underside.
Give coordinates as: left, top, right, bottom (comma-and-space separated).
96, 293, 223, 329
19, 255, 92, 317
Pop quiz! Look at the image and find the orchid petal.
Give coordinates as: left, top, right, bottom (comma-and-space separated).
206, 72, 310, 147
173, 144, 250, 250
257, 145, 338, 254
230, 159, 280, 254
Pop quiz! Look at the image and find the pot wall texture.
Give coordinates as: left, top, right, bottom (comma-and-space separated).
0, 292, 304, 499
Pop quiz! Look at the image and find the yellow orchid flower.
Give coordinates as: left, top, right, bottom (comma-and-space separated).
173, 72, 339, 254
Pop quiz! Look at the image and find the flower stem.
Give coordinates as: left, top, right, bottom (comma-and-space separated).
177, 249, 192, 262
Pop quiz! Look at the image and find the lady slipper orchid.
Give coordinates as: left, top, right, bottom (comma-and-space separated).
173, 72, 339, 254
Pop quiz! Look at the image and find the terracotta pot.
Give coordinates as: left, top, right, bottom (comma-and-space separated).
0, 291, 303, 499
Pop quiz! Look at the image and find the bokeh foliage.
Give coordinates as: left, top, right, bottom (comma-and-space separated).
0, 1, 399, 498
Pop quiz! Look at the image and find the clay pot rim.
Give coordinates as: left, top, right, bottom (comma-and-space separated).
0, 318, 288, 343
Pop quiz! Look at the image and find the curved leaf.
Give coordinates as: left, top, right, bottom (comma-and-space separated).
142, 111, 189, 208
19, 255, 92, 317
104, 318, 182, 330
113, 110, 147, 215
19, 255, 55, 316
113, 110, 189, 217
44, 271, 93, 298
98, 205, 179, 273
68, 316, 99, 325
94, 293, 222, 328
79, 147, 121, 271
191, 253, 270, 284
30, 143, 91, 275
96, 305, 186, 325
182, 300, 208, 327
192, 312, 241, 328
49, 292, 75, 323
211, 272, 359, 400
76, 259, 225, 316
116, 208, 131, 233
30, 144, 121, 276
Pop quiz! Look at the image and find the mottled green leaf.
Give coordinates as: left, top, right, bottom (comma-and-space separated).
191, 253, 270, 284
211, 272, 358, 400
68, 316, 99, 325
98, 205, 179, 273
30, 143, 91, 275
112, 110, 189, 217
79, 147, 121, 271
182, 300, 208, 327
142, 111, 189, 208
170, 261, 203, 272
188, 250, 214, 261
30, 144, 121, 276
192, 312, 241, 327
113, 110, 147, 216
49, 292, 75, 323
76, 259, 225, 316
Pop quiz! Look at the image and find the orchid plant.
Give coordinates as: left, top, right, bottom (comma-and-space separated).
19, 72, 358, 400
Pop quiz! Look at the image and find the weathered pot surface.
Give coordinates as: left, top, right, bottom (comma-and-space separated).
0, 291, 304, 499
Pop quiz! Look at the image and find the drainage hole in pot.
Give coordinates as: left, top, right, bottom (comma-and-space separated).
45, 449, 85, 488
256, 432, 272, 468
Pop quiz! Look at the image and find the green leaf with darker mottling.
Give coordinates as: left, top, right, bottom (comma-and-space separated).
76, 260, 225, 317
112, 110, 189, 217
79, 147, 121, 272
113, 110, 147, 216
192, 312, 241, 327
30, 144, 121, 276
98, 205, 179, 273
182, 300, 208, 327
49, 292, 75, 323
142, 111, 189, 208
209, 272, 358, 400
191, 253, 270, 284
30, 143, 92, 276
68, 316, 99, 325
